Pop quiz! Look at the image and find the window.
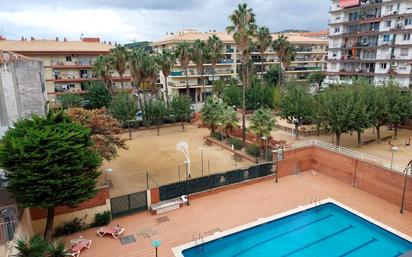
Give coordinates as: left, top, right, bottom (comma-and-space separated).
66, 56, 72, 62
400, 48, 409, 57
383, 34, 390, 42
385, 20, 392, 28
334, 27, 340, 33
386, 5, 393, 13
404, 33, 411, 41
405, 19, 412, 26
380, 63, 387, 69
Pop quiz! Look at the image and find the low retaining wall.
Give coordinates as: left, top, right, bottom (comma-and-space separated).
277, 146, 412, 212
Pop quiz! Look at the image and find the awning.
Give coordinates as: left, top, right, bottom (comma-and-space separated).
360, 18, 381, 24
339, 0, 360, 8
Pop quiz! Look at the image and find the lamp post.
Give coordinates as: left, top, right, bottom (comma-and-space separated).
105, 168, 113, 186
152, 240, 161, 257
262, 136, 268, 161
390, 146, 399, 170
185, 160, 190, 206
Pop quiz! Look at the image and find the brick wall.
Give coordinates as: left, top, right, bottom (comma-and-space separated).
30, 187, 109, 220
277, 146, 412, 212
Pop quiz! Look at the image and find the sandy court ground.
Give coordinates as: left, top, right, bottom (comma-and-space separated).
101, 125, 253, 197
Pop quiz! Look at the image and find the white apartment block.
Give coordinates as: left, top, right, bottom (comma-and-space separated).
327, 0, 412, 87
152, 29, 328, 103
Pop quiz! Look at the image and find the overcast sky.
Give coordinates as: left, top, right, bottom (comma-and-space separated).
0, 0, 329, 44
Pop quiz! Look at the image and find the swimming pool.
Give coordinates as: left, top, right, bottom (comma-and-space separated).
173, 199, 412, 257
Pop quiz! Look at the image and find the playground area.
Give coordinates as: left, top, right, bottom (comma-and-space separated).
101, 125, 254, 197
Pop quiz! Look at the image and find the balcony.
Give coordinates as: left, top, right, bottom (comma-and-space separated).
226, 48, 235, 53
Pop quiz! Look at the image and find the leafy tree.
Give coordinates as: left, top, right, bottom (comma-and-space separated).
156, 48, 176, 105
227, 3, 257, 143
223, 83, 242, 107
92, 55, 113, 94
369, 85, 389, 142
245, 77, 276, 110
310, 93, 327, 136
66, 108, 127, 161
175, 41, 192, 95
57, 93, 83, 109
144, 100, 168, 135
0, 111, 102, 240
170, 95, 193, 131
207, 35, 225, 82
83, 81, 112, 109
109, 45, 129, 90
249, 108, 276, 144
255, 26, 272, 81
109, 92, 138, 127
200, 97, 225, 135
221, 105, 239, 139
308, 71, 326, 92
384, 82, 412, 139
264, 65, 281, 86
190, 39, 208, 100
212, 79, 226, 98
322, 87, 353, 146
279, 85, 313, 139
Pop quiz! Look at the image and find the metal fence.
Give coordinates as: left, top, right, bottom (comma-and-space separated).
285, 139, 406, 174
159, 162, 274, 201
0, 220, 17, 246
110, 190, 147, 218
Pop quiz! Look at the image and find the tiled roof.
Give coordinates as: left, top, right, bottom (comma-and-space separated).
0, 39, 114, 53
153, 30, 328, 46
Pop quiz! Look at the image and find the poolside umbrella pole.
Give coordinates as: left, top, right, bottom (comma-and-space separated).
152, 240, 161, 257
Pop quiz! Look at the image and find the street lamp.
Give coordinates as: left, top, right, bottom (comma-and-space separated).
198, 147, 204, 177
152, 240, 161, 257
105, 168, 113, 186
390, 146, 399, 170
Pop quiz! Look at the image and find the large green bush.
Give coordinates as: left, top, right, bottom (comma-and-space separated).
246, 144, 261, 158
53, 218, 85, 237
83, 81, 112, 109
229, 137, 244, 150
91, 211, 112, 227
57, 93, 84, 109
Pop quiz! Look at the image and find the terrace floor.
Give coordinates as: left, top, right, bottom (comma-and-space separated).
64, 171, 412, 257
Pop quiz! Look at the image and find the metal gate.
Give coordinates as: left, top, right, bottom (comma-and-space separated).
110, 190, 147, 218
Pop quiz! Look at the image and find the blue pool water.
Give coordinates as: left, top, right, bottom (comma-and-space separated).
182, 203, 412, 257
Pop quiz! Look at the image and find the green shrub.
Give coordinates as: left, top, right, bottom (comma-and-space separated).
246, 144, 261, 158
211, 131, 224, 141
90, 211, 112, 227
229, 138, 244, 150
57, 93, 84, 109
54, 218, 85, 237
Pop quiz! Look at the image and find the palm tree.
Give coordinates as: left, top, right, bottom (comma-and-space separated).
175, 41, 191, 95
110, 45, 129, 90
93, 55, 113, 95
15, 235, 48, 257
226, 3, 257, 143
221, 105, 239, 139
156, 48, 176, 105
141, 55, 160, 96
207, 35, 225, 83
200, 97, 225, 136
249, 108, 276, 146
255, 26, 272, 81
272, 34, 296, 88
190, 40, 207, 101
47, 241, 68, 257
129, 48, 146, 109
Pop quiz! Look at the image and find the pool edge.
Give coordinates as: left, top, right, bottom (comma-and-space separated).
172, 198, 412, 257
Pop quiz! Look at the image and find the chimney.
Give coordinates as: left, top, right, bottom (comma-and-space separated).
56, 37, 59, 41
64, 37, 67, 42
30, 36, 35, 41
21, 36, 24, 41
108, 41, 112, 45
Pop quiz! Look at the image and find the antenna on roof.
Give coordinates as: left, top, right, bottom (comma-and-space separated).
128, 37, 137, 43
80, 31, 84, 40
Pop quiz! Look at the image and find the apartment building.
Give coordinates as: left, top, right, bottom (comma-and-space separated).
0, 37, 132, 102
152, 29, 328, 103
327, 0, 412, 87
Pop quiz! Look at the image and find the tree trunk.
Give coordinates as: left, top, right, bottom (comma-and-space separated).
394, 123, 398, 139
241, 56, 246, 144
357, 130, 362, 147
294, 123, 299, 139
164, 75, 170, 106
336, 133, 341, 147
106, 79, 114, 96
44, 207, 55, 241
376, 126, 381, 142
185, 67, 190, 96
316, 123, 321, 136
201, 67, 205, 102
212, 64, 215, 87
157, 121, 160, 136
120, 74, 124, 90
181, 120, 185, 131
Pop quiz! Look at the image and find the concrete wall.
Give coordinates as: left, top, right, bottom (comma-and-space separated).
0, 60, 46, 127
277, 146, 412, 212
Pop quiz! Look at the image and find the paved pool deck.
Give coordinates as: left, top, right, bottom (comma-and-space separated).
64, 171, 412, 257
